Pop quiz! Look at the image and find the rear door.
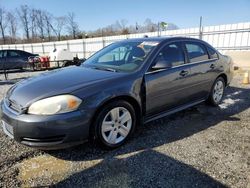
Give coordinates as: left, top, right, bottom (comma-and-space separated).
145, 42, 192, 116
183, 41, 218, 100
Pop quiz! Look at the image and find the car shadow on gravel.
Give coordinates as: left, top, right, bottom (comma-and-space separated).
53, 149, 226, 188
45, 85, 249, 187
0, 69, 34, 85
0, 77, 30, 85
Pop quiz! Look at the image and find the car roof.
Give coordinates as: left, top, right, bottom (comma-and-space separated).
119, 36, 217, 50
0, 49, 33, 53
120, 36, 206, 44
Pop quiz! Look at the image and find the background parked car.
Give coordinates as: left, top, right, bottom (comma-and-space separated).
28, 49, 82, 70
0, 49, 38, 70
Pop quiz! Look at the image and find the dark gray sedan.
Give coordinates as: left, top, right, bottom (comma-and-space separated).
0, 37, 233, 149
0, 49, 38, 70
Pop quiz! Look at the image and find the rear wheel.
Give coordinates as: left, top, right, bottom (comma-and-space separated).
206, 77, 225, 106
92, 100, 136, 149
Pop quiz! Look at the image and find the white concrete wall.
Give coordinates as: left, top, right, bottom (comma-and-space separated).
225, 51, 250, 68
1, 22, 250, 58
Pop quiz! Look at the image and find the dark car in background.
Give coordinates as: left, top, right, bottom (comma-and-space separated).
0, 37, 233, 150
0, 49, 38, 70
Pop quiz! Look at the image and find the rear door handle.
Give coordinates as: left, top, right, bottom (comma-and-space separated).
210, 64, 215, 69
179, 70, 189, 77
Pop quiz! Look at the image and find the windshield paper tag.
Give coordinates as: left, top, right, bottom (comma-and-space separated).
140, 42, 159, 46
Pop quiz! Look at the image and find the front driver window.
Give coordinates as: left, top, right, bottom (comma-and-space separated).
9, 51, 20, 58
0, 51, 7, 58
155, 43, 185, 67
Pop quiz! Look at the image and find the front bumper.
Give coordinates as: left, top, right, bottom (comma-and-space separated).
0, 100, 91, 150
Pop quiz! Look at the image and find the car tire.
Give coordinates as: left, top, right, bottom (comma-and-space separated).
206, 77, 225, 106
92, 100, 136, 149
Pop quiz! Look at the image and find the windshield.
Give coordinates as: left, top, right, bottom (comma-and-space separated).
82, 41, 159, 72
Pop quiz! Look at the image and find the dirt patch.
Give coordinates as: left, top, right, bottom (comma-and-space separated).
17, 155, 72, 187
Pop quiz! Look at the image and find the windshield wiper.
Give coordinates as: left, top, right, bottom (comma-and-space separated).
92, 66, 117, 72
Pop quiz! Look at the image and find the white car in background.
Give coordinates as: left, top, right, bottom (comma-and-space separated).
28, 48, 82, 70
49, 48, 74, 67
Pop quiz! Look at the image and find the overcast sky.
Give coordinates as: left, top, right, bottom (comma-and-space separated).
1, 0, 250, 31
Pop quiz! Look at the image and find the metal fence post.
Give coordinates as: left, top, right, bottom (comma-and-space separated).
67, 41, 70, 50
31, 44, 34, 53
102, 38, 105, 48
83, 40, 86, 59
42, 44, 45, 54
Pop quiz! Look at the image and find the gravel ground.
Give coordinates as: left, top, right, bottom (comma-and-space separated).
0, 70, 249, 188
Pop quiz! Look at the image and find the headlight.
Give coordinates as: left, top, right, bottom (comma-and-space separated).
28, 95, 82, 115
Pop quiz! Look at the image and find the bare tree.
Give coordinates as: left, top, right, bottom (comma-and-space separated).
43, 12, 53, 41
35, 9, 45, 39
0, 7, 7, 44
18, 5, 30, 40
120, 19, 129, 34
30, 8, 38, 40
120, 19, 128, 29
52, 16, 66, 41
67, 12, 79, 39
144, 18, 157, 32
166, 23, 179, 30
6, 11, 17, 43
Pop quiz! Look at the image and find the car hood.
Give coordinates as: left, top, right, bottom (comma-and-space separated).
7, 66, 123, 107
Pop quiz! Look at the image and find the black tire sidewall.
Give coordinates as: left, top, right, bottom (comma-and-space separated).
93, 100, 136, 149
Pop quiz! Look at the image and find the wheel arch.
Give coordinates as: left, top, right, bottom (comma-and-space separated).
217, 73, 228, 85
89, 95, 142, 138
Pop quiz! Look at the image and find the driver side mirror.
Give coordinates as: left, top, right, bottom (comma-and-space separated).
77, 58, 86, 66
152, 60, 172, 70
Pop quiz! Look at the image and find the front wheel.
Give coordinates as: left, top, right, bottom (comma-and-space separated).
92, 100, 136, 149
206, 77, 225, 106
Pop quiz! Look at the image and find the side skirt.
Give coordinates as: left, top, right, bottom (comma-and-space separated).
144, 99, 206, 124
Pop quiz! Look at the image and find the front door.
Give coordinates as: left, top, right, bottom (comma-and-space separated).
0, 50, 7, 70
145, 42, 192, 116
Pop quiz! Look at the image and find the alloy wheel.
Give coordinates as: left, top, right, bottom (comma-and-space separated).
101, 107, 132, 145
213, 80, 224, 103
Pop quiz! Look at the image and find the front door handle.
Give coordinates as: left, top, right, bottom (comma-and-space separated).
179, 70, 189, 77
210, 64, 215, 69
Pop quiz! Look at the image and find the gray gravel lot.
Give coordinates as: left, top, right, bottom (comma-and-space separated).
0, 70, 249, 188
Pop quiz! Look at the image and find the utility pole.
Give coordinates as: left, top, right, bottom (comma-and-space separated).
199, 16, 203, 39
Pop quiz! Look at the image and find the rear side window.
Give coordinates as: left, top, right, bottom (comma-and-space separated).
185, 43, 209, 63
19, 51, 30, 57
155, 43, 185, 67
207, 47, 219, 59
